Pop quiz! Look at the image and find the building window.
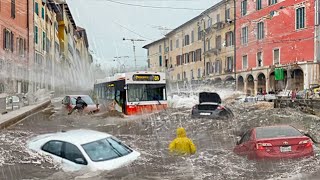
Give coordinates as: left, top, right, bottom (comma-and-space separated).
198, 68, 201, 78
41, 7, 45, 19
216, 14, 220, 23
3, 29, 14, 52
184, 35, 190, 45
159, 56, 162, 67
177, 74, 180, 80
147, 59, 150, 68
159, 45, 162, 53
207, 39, 211, 50
183, 71, 187, 80
242, 55, 248, 69
257, 22, 264, 39
34, 26, 38, 44
268, 0, 277, 5
43, 32, 46, 50
225, 31, 234, 46
225, 8, 230, 21
208, 18, 212, 27
176, 55, 181, 66
257, 52, 263, 67
176, 39, 179, 48
214, 60, 221, 74
241, 0, 247, 16
257, 0, 262, 10
11, 0, 15, 18
296, 7, 305, 30
170, 40, 172, 51
241, 26, 248, 44
198, 26, 201, 40
191, 30, 194, 43
17, 37, 25, 57
191, 70, 194, 80
273, 49, 280, 65
185, 53, 190, 63
35, 2, 39, 15
0, 83, 4, 93
195, 49, 202, 61
215, 35, 221, 49
226, 56, 233, 72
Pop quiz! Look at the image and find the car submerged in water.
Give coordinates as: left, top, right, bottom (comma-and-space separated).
233, 125, 314, 160
191, 92, 233, 119
27, 129, 141, 171
62, 95, 100, 114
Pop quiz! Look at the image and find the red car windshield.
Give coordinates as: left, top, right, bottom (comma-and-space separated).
70, 96, 95, 105
256, 126, 302, 139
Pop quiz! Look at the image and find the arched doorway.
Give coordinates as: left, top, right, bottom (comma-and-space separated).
247, 74, 254, 95
269, 69, 287, 93
214, 77, 222, 84
225, 76, 236, 89
257, 73, 266, 94
237, 76, 244, 91
291, 69, 304, 91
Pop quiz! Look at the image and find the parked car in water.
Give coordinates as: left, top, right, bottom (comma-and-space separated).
233, 125, 314, 160
62, 95, 99, 114
191, 92, 233, 118
27, 129, 141, 171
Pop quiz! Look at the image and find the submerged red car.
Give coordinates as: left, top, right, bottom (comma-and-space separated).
62, 95, 99, 114
233, 125, 314, 160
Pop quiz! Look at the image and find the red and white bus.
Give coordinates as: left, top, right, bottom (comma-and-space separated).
94, 71, 167, 115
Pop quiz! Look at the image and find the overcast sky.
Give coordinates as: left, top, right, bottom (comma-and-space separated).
67, 0, 220, 70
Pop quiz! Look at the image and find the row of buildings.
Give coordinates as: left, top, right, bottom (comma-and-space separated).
0, 0, 93, 97
143, 0, 320, 95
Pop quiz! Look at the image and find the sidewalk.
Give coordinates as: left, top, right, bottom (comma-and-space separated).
0, 100, 51, 129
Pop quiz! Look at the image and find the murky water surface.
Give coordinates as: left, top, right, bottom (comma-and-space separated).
1, 95, 320, 180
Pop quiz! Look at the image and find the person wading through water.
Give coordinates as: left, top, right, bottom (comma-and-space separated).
169, 127, 196, 155
68, 96, 88, 115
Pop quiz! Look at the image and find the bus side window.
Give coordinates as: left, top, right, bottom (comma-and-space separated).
115, 90, 121, 103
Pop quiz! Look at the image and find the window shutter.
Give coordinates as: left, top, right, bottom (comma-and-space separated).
3, 29, 6, 50
11, 32, 14, 52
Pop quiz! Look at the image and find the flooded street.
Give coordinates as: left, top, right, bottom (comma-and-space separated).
1, 92, 320, 180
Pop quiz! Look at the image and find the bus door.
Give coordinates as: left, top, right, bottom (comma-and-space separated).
114, 80, 126, 113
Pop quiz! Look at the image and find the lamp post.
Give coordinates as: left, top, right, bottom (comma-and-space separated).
122, 38, 146, 70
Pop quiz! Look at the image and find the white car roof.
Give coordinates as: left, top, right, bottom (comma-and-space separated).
41, 129, 112, 145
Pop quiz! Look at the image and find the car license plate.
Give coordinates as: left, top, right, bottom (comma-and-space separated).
200, 113, 211, 116
280, 146, 292, 152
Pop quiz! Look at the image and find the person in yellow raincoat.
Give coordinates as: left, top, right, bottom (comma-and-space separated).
169, 127, 196, 155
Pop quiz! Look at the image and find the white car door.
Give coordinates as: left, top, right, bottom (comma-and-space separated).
61, 142, 87, 172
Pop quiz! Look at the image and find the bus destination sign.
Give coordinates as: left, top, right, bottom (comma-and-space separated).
132, 74, 160, 81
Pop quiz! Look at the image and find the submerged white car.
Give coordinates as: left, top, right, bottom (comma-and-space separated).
27, 129, 140, 171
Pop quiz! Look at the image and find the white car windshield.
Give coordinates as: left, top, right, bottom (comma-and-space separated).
82, 137, 132, 162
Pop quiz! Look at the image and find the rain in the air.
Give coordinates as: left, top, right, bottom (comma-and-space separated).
1, 0, 320, 179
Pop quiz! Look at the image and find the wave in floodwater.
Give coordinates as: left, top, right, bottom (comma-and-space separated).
0, 89, 320, 179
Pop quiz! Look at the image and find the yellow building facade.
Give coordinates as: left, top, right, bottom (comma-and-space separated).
144, 0, 235, 84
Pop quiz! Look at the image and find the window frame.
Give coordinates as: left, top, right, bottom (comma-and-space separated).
241, 0, 247, 16
273, 48, 280, 65
242, 55, 248, 69
296, 6, 306, 30
257, 51, 263, 67
268, 0, 278, 6
241, 26, 248, 45
256, 0, 262, 10
257, 22, 264, 40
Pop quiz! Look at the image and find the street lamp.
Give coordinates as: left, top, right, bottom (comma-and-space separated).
122, 38, 146, 70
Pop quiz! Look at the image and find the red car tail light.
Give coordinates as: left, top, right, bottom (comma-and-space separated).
298, 139, 313, 148
256, 143, 272, 150
217, 106, 224, 110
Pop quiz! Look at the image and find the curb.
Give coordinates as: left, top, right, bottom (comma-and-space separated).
0, 100, 51, 129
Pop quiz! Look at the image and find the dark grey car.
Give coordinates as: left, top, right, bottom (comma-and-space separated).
191, 92, 233, 119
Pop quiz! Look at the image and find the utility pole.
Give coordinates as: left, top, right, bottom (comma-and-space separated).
123, 38, 145, 70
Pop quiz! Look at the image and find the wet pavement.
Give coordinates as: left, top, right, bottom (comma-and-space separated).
1, 94, 320, 179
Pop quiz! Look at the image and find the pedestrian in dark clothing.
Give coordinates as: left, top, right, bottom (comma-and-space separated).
68, 96, 88, 115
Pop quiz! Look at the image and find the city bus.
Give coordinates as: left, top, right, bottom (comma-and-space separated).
94, 71, 167, 115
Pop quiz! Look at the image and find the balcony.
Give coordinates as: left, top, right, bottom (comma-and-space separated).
205, 48, 221, 56
212, 22, 225, 30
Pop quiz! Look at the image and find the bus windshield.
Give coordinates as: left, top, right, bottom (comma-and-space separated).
127, 84, 166, 102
